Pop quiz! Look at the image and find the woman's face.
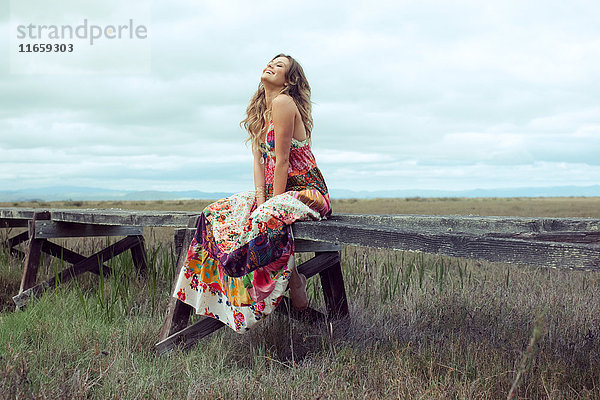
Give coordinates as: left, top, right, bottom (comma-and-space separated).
261, 56, 290, 88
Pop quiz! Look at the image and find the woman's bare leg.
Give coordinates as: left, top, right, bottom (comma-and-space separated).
288, 256, 308, 311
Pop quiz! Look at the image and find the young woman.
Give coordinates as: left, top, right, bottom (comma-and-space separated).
173, 54, 331, 332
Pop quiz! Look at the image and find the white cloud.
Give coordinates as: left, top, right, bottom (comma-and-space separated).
2, 0, 599, 195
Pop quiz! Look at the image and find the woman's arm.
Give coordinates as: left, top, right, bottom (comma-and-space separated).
253, 145, 266, 206
271, 95, 295, 196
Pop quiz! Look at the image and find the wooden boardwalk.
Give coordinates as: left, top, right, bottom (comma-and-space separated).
2, 207, 599, 269
1, 206, 599, 353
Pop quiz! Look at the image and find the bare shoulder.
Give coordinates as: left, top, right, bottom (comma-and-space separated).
271, 94, 297, 113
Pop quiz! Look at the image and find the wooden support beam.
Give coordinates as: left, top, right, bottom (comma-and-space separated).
8, 230, 29, 248
129, 235, 148, 275
33, 220, 142, 239
39, 240, 112, 277
295, 238, 341, 252
0, 218, 29, 228
296, 251, 341, 279
19, 211, 50, 293
318, 254, 349, 320
155, 317, 225, 355
13, 235, 141, 308
7, 231, 29, 258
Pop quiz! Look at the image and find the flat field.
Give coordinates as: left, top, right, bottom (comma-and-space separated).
1, 197, 599, 399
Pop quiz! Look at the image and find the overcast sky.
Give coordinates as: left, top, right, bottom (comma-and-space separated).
1, 0, 599, 195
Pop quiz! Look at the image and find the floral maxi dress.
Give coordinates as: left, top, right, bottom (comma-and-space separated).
173, 121, 331, 332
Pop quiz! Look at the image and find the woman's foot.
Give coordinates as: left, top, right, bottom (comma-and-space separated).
289, 268, 308, 311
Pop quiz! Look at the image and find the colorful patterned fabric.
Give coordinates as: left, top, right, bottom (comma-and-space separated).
173, 121, 331, 332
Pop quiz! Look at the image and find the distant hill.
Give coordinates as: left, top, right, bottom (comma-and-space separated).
0, 185, 599, 202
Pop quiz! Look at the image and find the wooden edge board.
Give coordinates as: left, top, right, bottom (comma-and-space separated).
293, 223, 600, 270
0, 218, 29, 228
155, 317, 225, 355
34, 220, 143, 239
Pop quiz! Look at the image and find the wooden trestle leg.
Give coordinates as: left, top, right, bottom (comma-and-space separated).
157, 218, 199, 347
318, 253, 349, 320
13, 210, 149, 309
19, 211, 51, 297
14, 235, 145, 309
130, 235, 148, 275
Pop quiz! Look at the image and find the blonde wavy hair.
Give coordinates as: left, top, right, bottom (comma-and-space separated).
241, 53, 313, 152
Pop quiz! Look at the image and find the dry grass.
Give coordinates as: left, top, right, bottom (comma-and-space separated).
331, 196, 600, 218
4, 196, 600, 217
1, 197, 599, 399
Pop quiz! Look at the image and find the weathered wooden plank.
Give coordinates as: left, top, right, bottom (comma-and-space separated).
295, 239, 341, 252
0, 208, 36, 220
0, 218, 29, 228
155, 317, 225, 355
2, 207, 600, 233
13, 235, 141, 308
33, 220, 142, 239
0, 208, 199, 227
487, 231, 600, 244
297, 252, 341, 278
293, 221, 600, 270
19, 211, 51, 292
50, 209, 200, 227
